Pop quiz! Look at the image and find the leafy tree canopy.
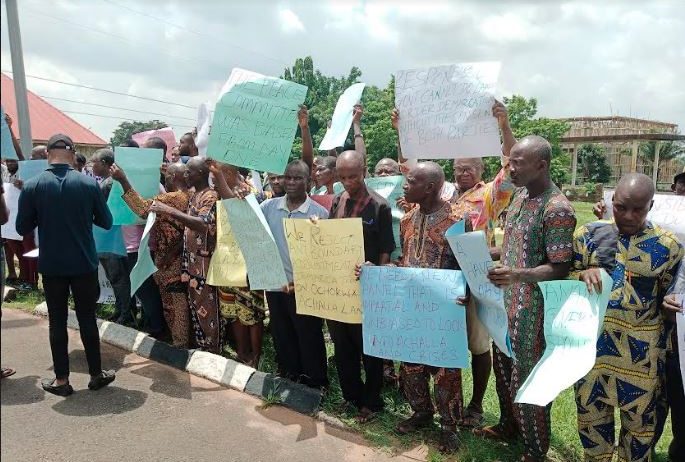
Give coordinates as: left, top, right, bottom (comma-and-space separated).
110, 120, 168, 147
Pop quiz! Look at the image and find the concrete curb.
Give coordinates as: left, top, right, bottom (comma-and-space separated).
32, 303, 322, 415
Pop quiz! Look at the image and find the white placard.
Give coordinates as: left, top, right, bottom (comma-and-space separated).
97, 263, 116, 304
319, 83, 366, 150
1, 183, 22, 241
395, 62, 501, 159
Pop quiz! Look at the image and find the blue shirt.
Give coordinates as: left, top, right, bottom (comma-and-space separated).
16, 164, 113, 276
260, 195, 329, 288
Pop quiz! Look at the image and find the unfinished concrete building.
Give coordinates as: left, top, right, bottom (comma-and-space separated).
557, 116, 685, 190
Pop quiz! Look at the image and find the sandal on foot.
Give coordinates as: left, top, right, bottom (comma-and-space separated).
41, 378, 74, 397
438, 426, 461, 454
473, 424, 517, 442
459, 406, 485, 429
1, 367, 16, 379
356, 407, 378, 424
396, 412, 433, 434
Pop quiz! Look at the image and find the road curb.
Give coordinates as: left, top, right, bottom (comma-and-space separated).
31, 303, 322, 415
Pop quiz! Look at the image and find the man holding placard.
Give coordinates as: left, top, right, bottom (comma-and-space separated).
389, 161, 467, 453
573, 174, 684, 462
392, 100, 516, 427
328, 150, 394, 423
260, 160, 330, 389
150, 158, 221, 352
111, 161, 191, 348
481, 136, 576, 462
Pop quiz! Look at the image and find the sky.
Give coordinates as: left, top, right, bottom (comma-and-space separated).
1, 0, 683, 142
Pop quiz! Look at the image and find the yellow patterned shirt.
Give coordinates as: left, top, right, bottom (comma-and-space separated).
572, 220, 683, 382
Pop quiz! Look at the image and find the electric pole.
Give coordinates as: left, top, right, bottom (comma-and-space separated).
6, 0, 32, 156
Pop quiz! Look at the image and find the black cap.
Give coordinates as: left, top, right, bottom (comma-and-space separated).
47, 134, 75, 151
674, 171, 685, 184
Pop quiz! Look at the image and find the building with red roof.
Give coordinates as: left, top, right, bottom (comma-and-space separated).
1, 72, 107, 157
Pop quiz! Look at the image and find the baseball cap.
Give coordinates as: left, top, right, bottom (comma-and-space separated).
674, 171, 685, 184
47, 134, 75, 151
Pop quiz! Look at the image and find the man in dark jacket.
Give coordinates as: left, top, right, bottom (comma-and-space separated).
16, 134, 116, 397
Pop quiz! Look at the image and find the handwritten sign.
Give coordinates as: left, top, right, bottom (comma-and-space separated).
515, 270, 612, 406
446, 223, 514, 357
131, 127, 177, 161
129, 212, 158, 296
207, 68, 308, 173
1, 106, 18, 160
361, 266, 468, 368
602, 191, 685, 242
284, 217, 364, 323
225, 194, 288, 290
206, 201, 248, 287
319, 83, 366, 150
97, 263, 116, 304
108, 147, 163, 225
17, 160, 48, 181
395, 62, 501, 159
366, 175, 404, 259
1, 183, 22, 240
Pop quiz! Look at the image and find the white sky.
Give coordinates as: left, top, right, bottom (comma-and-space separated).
1, 0, 683, 141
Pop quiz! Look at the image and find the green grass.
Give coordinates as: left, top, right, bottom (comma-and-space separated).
573, 201, 598, 228
1, 201, 673, 461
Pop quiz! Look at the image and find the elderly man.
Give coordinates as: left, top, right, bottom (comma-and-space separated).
111, 161, 191, 348
574, 173, 683, 462
480, 136, 577, 462
394, 161, 468, 453
151, 157, 219, 352
392, 101, 516, 428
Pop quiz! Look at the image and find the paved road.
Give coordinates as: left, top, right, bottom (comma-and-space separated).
1, 309, 414, 462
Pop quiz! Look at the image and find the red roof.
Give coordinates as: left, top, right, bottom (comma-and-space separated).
1, 73, 106, 145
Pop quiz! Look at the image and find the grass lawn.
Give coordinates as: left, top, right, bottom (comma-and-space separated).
2, 201, 674, 461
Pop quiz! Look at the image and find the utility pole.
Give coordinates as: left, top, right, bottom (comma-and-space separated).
6, 0, 32, 156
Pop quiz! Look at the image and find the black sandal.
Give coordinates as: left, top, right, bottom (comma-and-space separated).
41, 378, 74, 397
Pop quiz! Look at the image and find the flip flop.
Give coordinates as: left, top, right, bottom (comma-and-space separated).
459, 407, 484, 429
473, 424, 517, 443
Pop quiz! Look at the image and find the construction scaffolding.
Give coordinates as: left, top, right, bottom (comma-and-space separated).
557, 116, 685, 189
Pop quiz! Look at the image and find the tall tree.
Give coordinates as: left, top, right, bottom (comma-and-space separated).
577, 143, 612, 183
502, 95, 571, 186
639, 140, 685, 172
110, 120, 168, 147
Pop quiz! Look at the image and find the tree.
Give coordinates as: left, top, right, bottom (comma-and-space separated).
282, 56, 396, 168
577, 143, 612, 183
110, 120, 168, 147
503, 95, 571, 186
639, 140, 685, 172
